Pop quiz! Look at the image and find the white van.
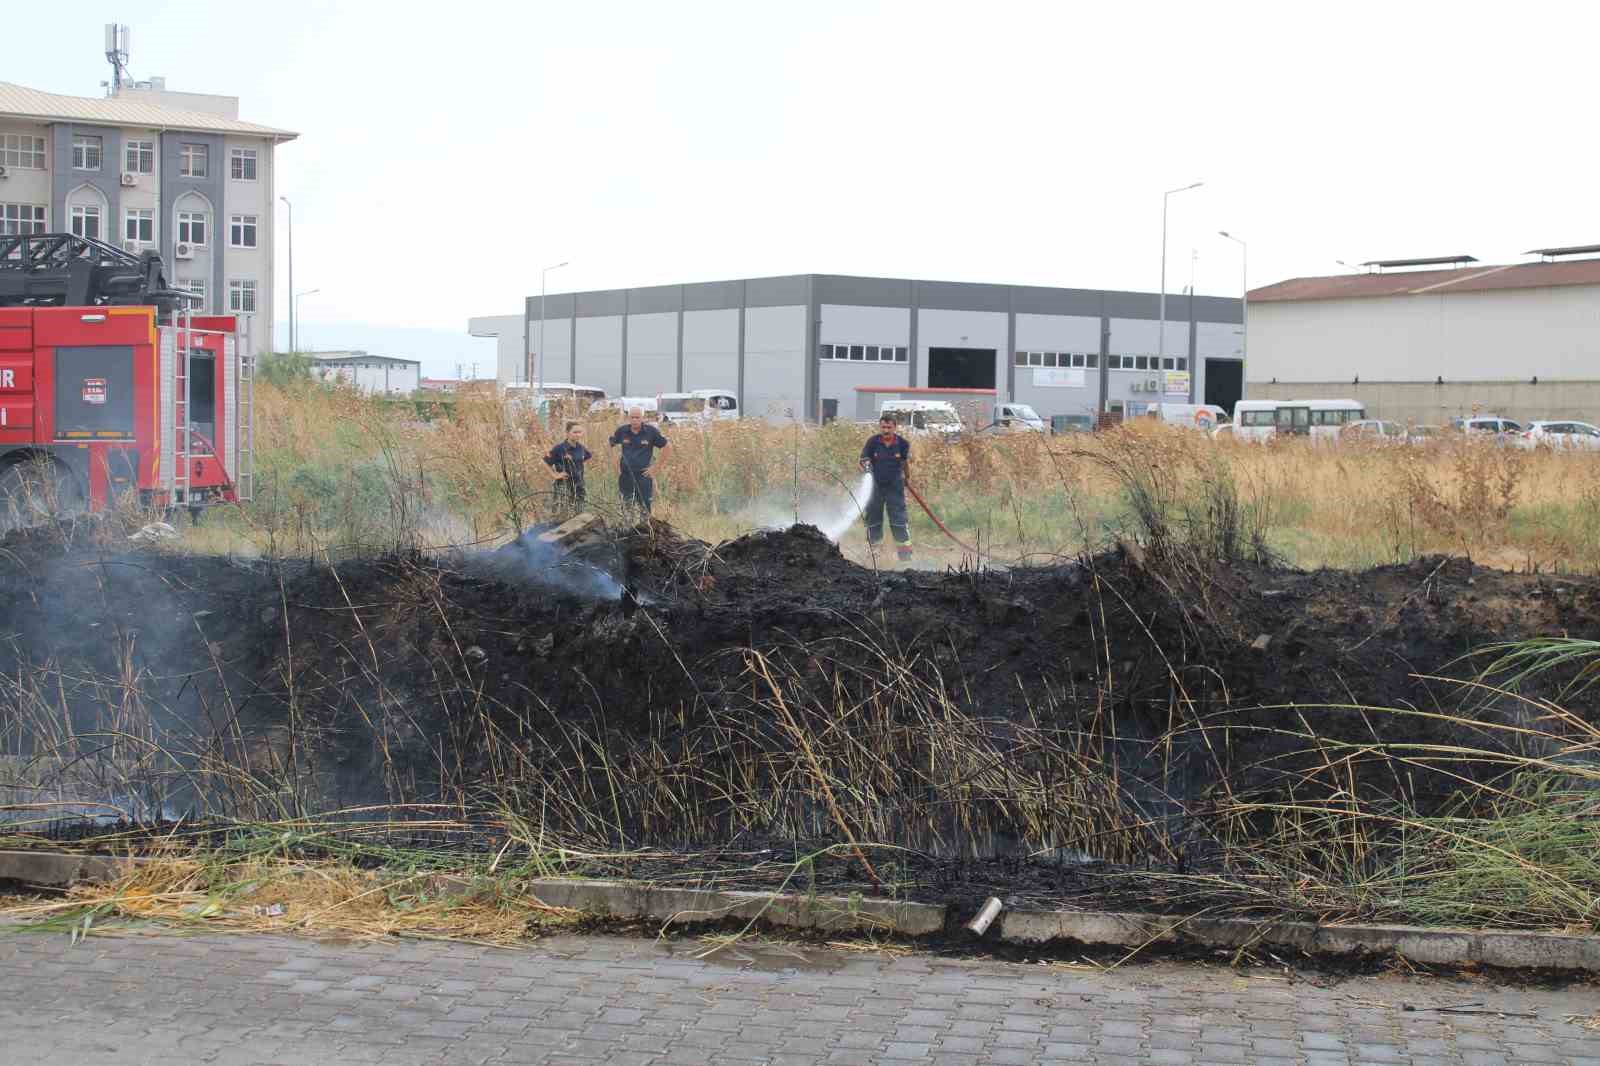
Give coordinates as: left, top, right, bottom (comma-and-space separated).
879, 399, 964, 437
993, 402, 1047, 433
1231, 398, 1366, 443
690, 388, 740, 420
1145, 402, 1228, 431
656, 393, 710, 424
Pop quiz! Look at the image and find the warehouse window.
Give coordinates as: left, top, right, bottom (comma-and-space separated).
822, 342, 908, 363
1086, 354, 1098, 368
1176, 357, 1187, 371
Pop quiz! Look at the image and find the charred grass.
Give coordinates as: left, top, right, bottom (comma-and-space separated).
3, 385, 1600, 944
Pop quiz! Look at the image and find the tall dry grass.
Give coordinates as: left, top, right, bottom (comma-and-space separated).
204, 381, 1600, 574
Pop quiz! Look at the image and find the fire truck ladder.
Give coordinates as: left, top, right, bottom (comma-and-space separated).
172, 305, 194, 507
236, 331, 255, 502
0, 233, 188, 311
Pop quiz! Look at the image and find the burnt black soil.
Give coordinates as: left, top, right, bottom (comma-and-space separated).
2, 517, 1599, 916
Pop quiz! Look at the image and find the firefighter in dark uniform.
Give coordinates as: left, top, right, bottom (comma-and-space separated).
543, 420, 592, 511
859, 413, 913, 560
608, 406, 669, 515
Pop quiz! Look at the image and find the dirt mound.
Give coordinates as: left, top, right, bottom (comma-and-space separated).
1, 519, 1598, 848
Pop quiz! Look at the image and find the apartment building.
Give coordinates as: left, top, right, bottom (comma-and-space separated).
0, 79, 296, 355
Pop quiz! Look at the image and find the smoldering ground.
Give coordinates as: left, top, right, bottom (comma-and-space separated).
1, 516, 1598, 862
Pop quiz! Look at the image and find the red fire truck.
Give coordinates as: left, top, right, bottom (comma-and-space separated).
0, 233, 253, 526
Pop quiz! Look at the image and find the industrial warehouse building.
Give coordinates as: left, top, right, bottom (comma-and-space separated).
484, 275, 1243, 424
1247, 249, 1600, 427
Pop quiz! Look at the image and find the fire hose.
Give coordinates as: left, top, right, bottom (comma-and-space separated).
904, 477, 982, 556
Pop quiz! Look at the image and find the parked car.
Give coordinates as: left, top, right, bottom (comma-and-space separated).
1517, 421, 1600, 450
689, 388, 740, 420
1450, 416, 1525, 437
1051, 414, 1096, 434
1340, 419, 1409, 443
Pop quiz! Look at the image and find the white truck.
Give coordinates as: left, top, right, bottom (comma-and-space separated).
876, 399, 965, 437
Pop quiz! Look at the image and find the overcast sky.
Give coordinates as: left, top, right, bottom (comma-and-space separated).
10, 1, 1595, 376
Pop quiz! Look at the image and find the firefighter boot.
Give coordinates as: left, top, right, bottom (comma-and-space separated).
896, 543, 914, 562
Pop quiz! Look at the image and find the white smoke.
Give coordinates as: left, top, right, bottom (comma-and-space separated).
739, 472, 873, 544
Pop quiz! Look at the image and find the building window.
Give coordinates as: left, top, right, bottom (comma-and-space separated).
1086, 354, 1099, 368
124, 208, 155, 244
124, 139, 155, 174
177, 211, 208, 247
177, 278, 206, 312
228, 278, 258, 314
229, 214, 257, 248
0, 134, 46, 170
72, 134, 103, 171
179, 143, 208, 178
0, 203, 47, 235
821, 342, 908, 363
70, 204, 101, 240
1176, 358, 1188, 371
229, 147, 257, 181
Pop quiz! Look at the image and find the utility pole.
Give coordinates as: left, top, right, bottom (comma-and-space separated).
539, 260, 570, 424
1159, 182, 1203, 367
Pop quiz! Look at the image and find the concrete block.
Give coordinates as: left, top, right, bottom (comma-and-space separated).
537, 512, 606, 548
0, 849, 144, 886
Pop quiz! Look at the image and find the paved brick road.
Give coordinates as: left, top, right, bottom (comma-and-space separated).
2, 925, 1598, 1065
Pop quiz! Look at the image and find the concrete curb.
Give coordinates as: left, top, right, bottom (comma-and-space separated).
4, 850, 1597, 972
996, 907, 1600, 971
526, 878, 948, 937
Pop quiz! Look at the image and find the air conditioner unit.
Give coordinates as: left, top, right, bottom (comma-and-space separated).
122, 240, 141, 254
1129, 381, 1144, 393
120, 172, 138, 187
0, 164, 9, 179
175, 243, 194, 260
1146, 378, 1161, 392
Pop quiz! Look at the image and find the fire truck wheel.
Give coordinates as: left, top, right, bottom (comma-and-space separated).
0, 459, 84, 531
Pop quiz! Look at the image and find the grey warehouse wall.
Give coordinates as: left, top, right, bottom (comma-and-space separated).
743, 305, 807, 422
508, 274, 1241, 423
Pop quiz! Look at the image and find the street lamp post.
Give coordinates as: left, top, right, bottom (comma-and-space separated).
1159, 182, 1203, 367
1218, 231, 1247, 366
538, 260, 570, 421
294, 289, 320, 353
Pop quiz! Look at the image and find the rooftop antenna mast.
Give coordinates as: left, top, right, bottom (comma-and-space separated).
104, 24, 130, 95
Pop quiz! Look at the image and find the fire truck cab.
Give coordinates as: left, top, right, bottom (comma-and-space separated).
0, 233, 254, 527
